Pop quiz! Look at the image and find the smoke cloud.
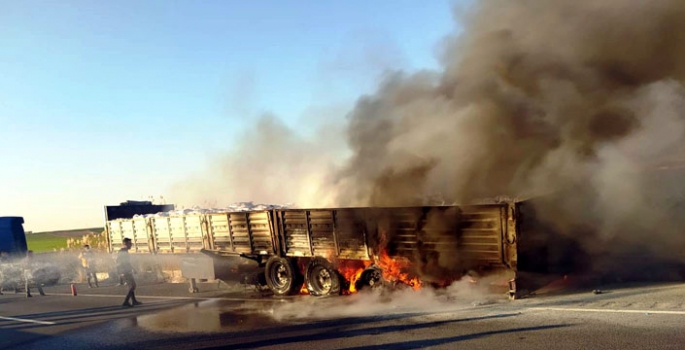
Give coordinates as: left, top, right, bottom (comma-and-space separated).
335, 0, 685, 205
170, 113, 346, 208
265, 277, 505, 322
175, 1, 685, 273
328, 0, 685, 270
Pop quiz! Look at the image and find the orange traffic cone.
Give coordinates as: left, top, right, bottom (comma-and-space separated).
71, 283, 78, 296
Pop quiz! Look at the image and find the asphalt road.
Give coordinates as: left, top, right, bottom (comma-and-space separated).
2, 280, 685, 349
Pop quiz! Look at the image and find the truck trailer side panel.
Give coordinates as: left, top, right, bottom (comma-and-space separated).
108, 217, 150, 253
107, 205, 515, 267
277, 209, 370, 260
105, 204, 519, 296
206, 211, 276, 256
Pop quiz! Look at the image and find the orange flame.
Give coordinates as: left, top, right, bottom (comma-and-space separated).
377, 251, 422, 290
338, 260, 372, 294
295, 253, 425, 295
297, 259, 371, 295
297, 259, 309, 295
299, 283, 309, 295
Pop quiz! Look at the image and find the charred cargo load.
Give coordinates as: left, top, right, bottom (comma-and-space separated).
105, 202, 526, 297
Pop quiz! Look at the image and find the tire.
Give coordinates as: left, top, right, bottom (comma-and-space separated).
264, 257, 301, 296
355, 266, 384, 291
305, 257, 341, 296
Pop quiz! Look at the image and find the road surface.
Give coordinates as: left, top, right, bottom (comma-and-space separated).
1, 280, 685, 349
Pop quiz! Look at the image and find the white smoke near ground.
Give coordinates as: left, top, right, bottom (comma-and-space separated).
0, 252, 212, 289
262, 278, 505, 322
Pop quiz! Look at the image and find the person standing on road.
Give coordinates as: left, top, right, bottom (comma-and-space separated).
0, 251, 20, 295
24, 251, 45, 298
78, 245, 99, 288
117, 238, 141, 308
0, 251, 7, 295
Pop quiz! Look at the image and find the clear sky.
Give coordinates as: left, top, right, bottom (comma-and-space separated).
0, 1, 459, 231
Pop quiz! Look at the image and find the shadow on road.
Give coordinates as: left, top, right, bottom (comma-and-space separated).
527, 283, 685, 308
1, 300, 188, 331
135, 312, 523, 349
339, 324, 572, 350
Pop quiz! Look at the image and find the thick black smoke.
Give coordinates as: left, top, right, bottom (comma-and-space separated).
337, 0, 685, 205
332, 0, 685, 273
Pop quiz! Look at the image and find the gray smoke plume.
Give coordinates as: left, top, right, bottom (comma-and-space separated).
335, 0, 685, 205
173, 1, 685, 277
329, 0, 685, 271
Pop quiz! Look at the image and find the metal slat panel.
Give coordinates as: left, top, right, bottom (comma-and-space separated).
168, 217, 188, 252
180, 216, 204, 253
208, 214, 234, 252
308, 210, 336, 256
282, 210, 312, 257
132, 218, 150, 253
247, 212, 274, 255
331, 209, 368, 259
228, 213, 252, 254
457, 206, 505, 265
379, 205, 506, 268
152, 217, 173, 253
108, 221, 124, 250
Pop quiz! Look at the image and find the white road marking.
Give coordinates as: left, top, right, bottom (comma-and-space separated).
0, 294, 277, 325
48, 293, 284, 302
0, 316, 56, 325
529, 307, 685, 315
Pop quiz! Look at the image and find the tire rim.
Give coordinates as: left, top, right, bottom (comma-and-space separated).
270, 262, 290, 288
363, 269, 382, 288
312, 266, 332, 294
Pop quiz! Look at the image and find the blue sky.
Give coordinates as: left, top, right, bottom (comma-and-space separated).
0, 1, 460, 231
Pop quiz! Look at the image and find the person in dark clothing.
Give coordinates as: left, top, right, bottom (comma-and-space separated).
24, 251, 45, 298
117, 238, 141, 307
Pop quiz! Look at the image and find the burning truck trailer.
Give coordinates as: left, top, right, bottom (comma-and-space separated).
104, 199, 685, 299
105, 202, 524, 298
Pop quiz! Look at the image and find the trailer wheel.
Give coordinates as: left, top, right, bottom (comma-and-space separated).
265, 257, 301, 296
355, 266, 384, 291
305, 258, 341, 296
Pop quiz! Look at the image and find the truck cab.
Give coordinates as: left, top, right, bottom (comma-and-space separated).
0, 216, 28, 257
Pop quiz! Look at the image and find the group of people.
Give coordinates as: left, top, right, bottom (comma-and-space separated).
76, 238, 141, 308
80, 238, 142, 307
0, 238, 140, 308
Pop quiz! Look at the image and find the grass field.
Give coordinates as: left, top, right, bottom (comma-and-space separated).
25, 233, 69, 252
25, 227, 103, 253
